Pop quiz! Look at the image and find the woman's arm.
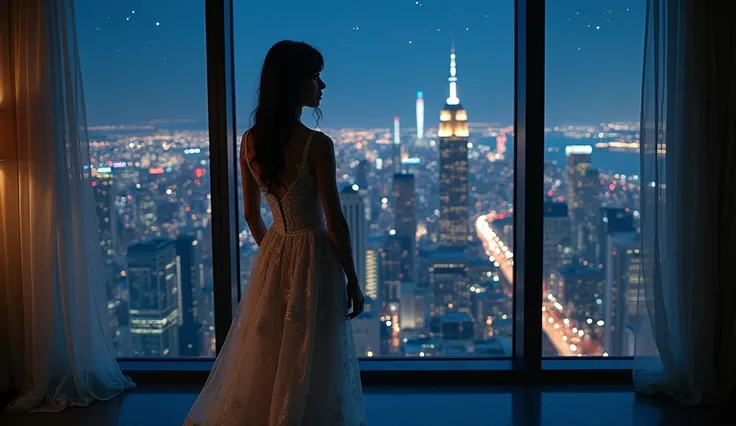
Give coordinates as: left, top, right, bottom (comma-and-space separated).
311, 133, 360, 284
240, 133, 268, 246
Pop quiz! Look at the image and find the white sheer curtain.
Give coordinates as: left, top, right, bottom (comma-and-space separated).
0, 0, 134, 413
634, 0, 736, 405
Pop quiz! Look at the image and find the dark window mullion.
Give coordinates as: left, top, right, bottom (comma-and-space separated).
205, 0, 240, 355
513, 0, 545, 376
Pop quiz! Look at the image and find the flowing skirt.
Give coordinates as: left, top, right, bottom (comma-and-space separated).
183, 229, 366, 426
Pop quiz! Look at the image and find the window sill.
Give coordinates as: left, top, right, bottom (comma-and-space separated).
542, 357, 634, 370
119, 358, 632, 387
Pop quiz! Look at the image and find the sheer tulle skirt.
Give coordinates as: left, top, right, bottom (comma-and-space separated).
183, 229, 365, 426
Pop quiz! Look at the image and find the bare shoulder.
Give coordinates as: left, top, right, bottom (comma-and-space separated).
309, 131, 335, 159
240, 129, 254, 159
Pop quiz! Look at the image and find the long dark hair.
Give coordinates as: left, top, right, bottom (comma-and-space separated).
249, 40, 324, 191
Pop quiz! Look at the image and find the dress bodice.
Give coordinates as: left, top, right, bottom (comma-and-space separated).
243, 131, 327, 234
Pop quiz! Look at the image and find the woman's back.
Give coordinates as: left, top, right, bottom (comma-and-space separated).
186, 127, 365, 425
241, 127, 327, 234
184, 40, 365, 426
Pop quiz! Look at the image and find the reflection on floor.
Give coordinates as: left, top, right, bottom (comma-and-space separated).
0, 385, 731, 426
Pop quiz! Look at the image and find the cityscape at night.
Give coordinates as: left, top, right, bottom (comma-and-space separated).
76, 0, 645, 360
6, 0, 736, 424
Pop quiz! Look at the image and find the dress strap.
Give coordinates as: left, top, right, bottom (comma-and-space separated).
300, 130, 315, 166
241, 132, 268, 193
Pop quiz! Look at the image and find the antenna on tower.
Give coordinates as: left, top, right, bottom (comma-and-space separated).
450, 31, 456, 53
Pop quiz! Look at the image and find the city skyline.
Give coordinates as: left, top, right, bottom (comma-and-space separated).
77, 0, 645, 360
75, 0, 645, 128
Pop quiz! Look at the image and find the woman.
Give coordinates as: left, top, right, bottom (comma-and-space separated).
184, 40, 366, 425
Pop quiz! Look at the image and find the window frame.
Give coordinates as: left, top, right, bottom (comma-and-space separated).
119, 0, 634, 384
512, 0, 545, 377
206, 0, 241, 354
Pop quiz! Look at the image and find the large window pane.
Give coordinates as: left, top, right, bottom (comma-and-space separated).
76, 0, 215, 358
542, 1, 645, 357
235, 1, 514, 358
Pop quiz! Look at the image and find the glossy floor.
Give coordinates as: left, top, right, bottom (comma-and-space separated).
1, 385, 731, 425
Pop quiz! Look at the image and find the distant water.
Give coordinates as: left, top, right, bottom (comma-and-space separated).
544, 135, 640, 177
482, 135, 640, 177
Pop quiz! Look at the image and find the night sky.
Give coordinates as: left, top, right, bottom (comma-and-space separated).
75, 0, 645, 128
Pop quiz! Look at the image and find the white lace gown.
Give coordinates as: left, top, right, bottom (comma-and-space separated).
184, 133, 366, 426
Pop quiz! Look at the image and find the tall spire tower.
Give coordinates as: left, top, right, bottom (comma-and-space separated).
416, 91, 424, 140
446, 48, 460, 106
437, 47, 470, 251
393, 116, 402, 174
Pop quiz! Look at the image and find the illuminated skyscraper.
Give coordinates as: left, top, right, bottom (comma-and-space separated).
428, 251, 470, 318
565, 145, 599, 260
379, 234, 412, 355
92, 166, 119, 272
416, 91, 424, 140
543, 202, 570, 280
127, 238, 181, 357
393, 116, 402, 174
598, 207, 634, 267
579, 168, 601, 261
438, 48, 469, 251
136, 187, 159, 239
554, 264, 604, 333
496, 132, 507, 160
365, 240, 380, 303
92, 166, 122, 351
604, 231, 641, 355
341, 185, 367, 294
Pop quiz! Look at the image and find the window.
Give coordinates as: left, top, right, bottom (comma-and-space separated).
76, 0, 215, 358
235, 1, 515, 358
71, 0, 645, 370
543, 0, 645, 357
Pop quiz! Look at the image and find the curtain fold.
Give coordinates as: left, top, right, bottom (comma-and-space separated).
0, 0, 134, 413
634, 0, 736, 405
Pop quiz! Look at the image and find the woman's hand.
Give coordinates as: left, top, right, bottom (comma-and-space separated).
347, 280, 365, 320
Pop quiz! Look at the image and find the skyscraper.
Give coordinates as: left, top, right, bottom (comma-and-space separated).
579, 168, 601, 261
416, 90, 424, 140
136, 187, 159, 239
175, 235, 201, 357
365, 239, 381, 303
340, 185, 367, 293
438, 48, 470, 251
393, 116, 402, 174
355, 160, 370, 190
92, 166, 122, 352
565, 145, 599, 260
598, 207, 634, 267
428, 251, 470, 318
392, 173, 417, 241
604, 231, 641, 355
379, 234, 412, 356
354, 160, 373, 221
127, 238, 181, 357
543, 201, 570, 280
554, 264, 604, 332
380, 234, 413, 309
92, 166, 119, 274
496, 132, 508, 160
